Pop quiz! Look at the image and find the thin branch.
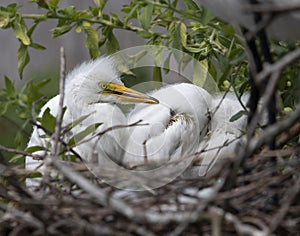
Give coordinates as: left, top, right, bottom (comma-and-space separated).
22, 13, 168, 39
244, 3, 300, 14
247, 70, 281, 141
74, 120, 147, 148
52, 47, 66, 157
51, 157, 136, 218
247, 103, 300, 158
209, 207, 267, 235
0, 144, 43, 160
268, 173, 300, 233
0, 202, 44, 229
257, 47, 300, 84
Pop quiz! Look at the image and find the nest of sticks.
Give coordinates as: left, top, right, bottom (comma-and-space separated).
0, 121, 299, 236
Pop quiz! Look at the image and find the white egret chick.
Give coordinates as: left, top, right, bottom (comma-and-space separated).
199, 0, 300, 42
123, 83, 212, 168
26, 57, 158, 186
198, 93, 249, 176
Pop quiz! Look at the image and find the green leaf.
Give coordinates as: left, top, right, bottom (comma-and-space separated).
58, 6, 76, 17
83, 24, 99, 59
9, 154, 24, 163
0, 13, 10, 28
163, 52, 171, 74
94, 0, 108, 11
106, 30, 120, 54
0, 4, 20, 28
13, 15, 31, 45
138, 3, 153, 30
93, 0, 101, 7
40, 108, 56, 133
229, 110, 246, 122
48, 0, 60, 11
63, 113, 93, 135
136, 30, 152, 38
153, 67, 162, 87
4, 76, 15, 95
29, 42, 46, 50
0, 101, 10, 115
172, 22, 187, 50
68, 122, 102, 146
14, 132, 23, 149
185, 45, 202, 53
27, 171, 43, 178
52, 24, 73, 37
182, 0, 200, 10
17, 43, 30, 79
25, 146, 46, 153
123, 4, 139, 23
82, 22, 100, 59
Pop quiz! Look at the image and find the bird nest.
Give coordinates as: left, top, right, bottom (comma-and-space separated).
1, 136, 300, 236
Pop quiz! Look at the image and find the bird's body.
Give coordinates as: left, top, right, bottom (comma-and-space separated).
123, 83, 212, 168
26, 56, 250, 187
199, 0, 300, 42
198, 93, 249, 175
25, 57, 158, 186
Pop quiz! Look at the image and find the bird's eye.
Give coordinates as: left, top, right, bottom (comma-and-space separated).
99, 83, 107, 90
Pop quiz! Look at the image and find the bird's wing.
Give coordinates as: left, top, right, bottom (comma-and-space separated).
72, 103, 128, 166
25, 95, 62, 187
197, 93, 248, 176
123, 83, 212, 168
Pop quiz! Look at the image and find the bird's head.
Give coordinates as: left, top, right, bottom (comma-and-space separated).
65, 57, 159, 108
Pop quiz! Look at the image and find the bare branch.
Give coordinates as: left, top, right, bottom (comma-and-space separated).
268, 173, 300, 233
52, 46, 66, 157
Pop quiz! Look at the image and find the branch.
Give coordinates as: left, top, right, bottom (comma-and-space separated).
244, 3, 300, 14
52, 47, 66, 157
247, 103, 300, 157
0, 202, 43, 229
257, 48, 300, 84
268, 173, 300, 233
22, 13, 168, 39
50, 157, 136, 218
0, 144, 43, 160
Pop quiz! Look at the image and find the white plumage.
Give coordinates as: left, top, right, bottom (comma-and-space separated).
26, 56, 249, 186
25, 57, 158, 186
124, 83, 212, 167
198, 93, 249, 176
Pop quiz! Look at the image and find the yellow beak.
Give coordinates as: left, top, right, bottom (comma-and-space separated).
100, 82, 159, 104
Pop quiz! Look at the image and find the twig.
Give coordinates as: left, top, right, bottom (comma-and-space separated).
0, 202, 44, 229
268, 173, 300, 233
74, 120, 147, 148
163, 178, 224, 235
52, 46, 66, 157
257, 48, 300, 84
0, 144, 43, 160
247, 70, 280, 142
42, 47, 66, 185
244, 3, 300, 14
51, 157, 136, 219
208, 207, 267, 236
247, 103, 300, 158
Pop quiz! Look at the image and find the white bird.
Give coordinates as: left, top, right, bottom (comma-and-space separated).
25, 57, 158, 186
199, 0, 300, 42
26, 56, 249, 188
123, 83, 212, 168
198, 92, 249, 176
